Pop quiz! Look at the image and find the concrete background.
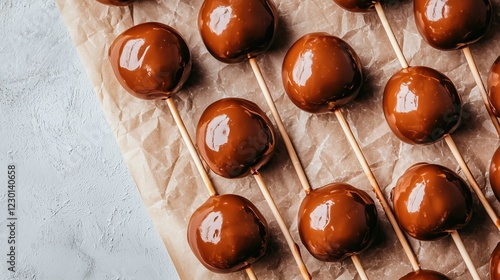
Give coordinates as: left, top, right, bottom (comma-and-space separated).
0, 1, 179, 279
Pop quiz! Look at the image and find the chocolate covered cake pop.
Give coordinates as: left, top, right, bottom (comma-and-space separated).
489, 145, 500, 201
392, 163, 473, 241
96, 0, 136, 6
488, 56, 500, 117
491, 242, 500, 280
298, 183, 378, 261
282, 33, 363, 113
332, 0, 377, 12
400, 270, 449, 280
414, 0, 492, 50
198, 0, 278, 63
383, 66, 461, 145
196, 98, 276, 178
109, 22, 191, 100
188, 194, 269, 273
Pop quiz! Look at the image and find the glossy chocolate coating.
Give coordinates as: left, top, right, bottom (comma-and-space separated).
414, 0, 492, 50
392, 163, 473, 241
198, 0, 278, 63
400, 270, 449, 280
383, 66, 461, 145
96, 0, 135, 6
489, 145, 500, 201
109, 22, 191, 100
488, 56, 500, 117
188, 194, 269, 273
298, 183, 378, 261
332, 0, 377, 12
196, 98, 276, 178
491, 242, 500, 280
282, 33, 363, 113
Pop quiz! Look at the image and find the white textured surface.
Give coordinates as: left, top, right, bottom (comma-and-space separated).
0, 1, 179, 279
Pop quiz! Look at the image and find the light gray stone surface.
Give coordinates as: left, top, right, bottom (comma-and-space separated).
0, 1, 179, 279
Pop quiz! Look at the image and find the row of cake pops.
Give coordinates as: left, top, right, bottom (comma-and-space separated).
104, 0, 312, 278
98, 0, 500, 278
360, 1, 500, 279
340, 0, 500, 279
373, 1, 500, 280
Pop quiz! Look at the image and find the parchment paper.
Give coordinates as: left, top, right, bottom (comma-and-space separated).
56, 0, 500, 278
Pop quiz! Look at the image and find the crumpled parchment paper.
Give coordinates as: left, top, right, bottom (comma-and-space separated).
56, 0, 500, 278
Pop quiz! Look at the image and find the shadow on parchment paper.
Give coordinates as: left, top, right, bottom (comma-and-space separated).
383, 0, 412, 8
474, 7, 500, 57
346, 65, 379, 110
454, 104, 491, 167
253, 230, 290, 272
454, 194, 498, 267
454, 103, 480, 134
466, 196, 494, 237
267, 12, 295, 57
364, 215, 390, 253
182, 56, 206, 92
258, 131, 290, 175
362, 68, 378, 103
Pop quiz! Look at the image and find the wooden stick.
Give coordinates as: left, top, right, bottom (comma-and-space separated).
253, 172, 311, 280
371, 7, 485, 275
245, 266, 258, 280
450, 231, 481, 280
248, 57, 312, 194
374, 2, 409, 69
166, 98, 217, 196
351, 255, 369, 280
444, 134, 500, 231
462, 46, 500, 136
334, 109, 420, 271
